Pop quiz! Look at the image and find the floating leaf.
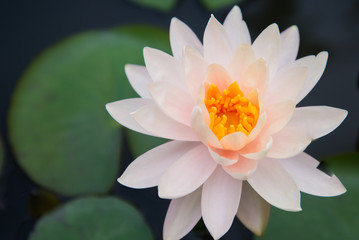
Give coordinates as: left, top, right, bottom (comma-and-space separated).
126, 130, 167, 158
30, 197, 153, 240
200, 0, 242, 11
128, 0, 177, 12
8, 25, 170, 196
257, 152, 359, 240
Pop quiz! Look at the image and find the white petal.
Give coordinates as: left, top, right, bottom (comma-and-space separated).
191, 106, 222, 149
223, 156, 258, 180
148, 81, 194, 126
240, 135, 273, 160
228, 43, 256, 84
279, 25, 299, 68
125, 64, 152, 98
220, 132, 247, 151
240, 58, 268, 97
223, 6, 251, 48
296, 51, 328, 103
265, 66, 307, 105
163, 188, 202, 240
208, 147, 238, 166
248, 158, 301, 211
267, 126, 311, 159
132, 103, 199, 141
286, 106, 347, 140
203, 15, 232, 67
237, 182, 270, 236
118, 141, 197, 188
205, 64, 232, 91
202, 166, 242, 240
278, 152, 346, 196
170, 17, 203, 59
252, 24, 281, 81
143, 47, 185, 87
106, 98, 153, 135
183, 46, 208, 98
158, 144, 217, 199
263, 100, 296, 135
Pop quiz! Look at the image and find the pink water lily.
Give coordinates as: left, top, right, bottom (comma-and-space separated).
106, 5, 347, 240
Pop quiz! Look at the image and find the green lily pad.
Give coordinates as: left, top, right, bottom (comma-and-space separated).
8, 25, 170, 196
128, 0, 177, 12
200, 0, 242, 11
29, 197, 153, 240
126, 130, 168, 158
257, 152, 359, 240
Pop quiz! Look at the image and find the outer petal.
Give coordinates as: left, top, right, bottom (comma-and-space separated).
223, 6, 251, 48
106, 98, 152, 135
223, 155, 258, 180
202, 166, 242, 240
203, 15, 233, 67
248, 158, 301, 211
183, 46, 208, 99
278, 152, 346, 196
296, 51, 328, 103
125, 64, 152, 98
265, 66, 307, 105
158, 144, 217, 199
170, 17, 203, 59
208, 147, 238, 166
237, 182, 270, 236
286, 106, 347, 140
279, 25, 299, 68
118, 141, 197, 188
252, 24, 281, 81
148, 81, 194, 126
240, 135, 273, 160
228, 43, 256, 84
132, 103, 199, 141
143, 47, 185, 87
267, 126, 311, 159
191, 106, 222, 149
163, 188, 202, 240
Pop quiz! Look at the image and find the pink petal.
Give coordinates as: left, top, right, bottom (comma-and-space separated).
118, 141, 198, 188
125, 64, 152, 98
248, 158, 301, 211
220, 132, 247, 151
191, 106, 222, 149
148, 81, 194, 126
278, 152, 346, 196
132, 103, 199, 141
223, 6, 251, 48
252, 24, 281, 81
183, 46, 208, 99
279, 26, 299, 68
240, 135, 273, 160
208, 147, 238, 166
286, 106, 347, 140
202, 166, 242, 240
267, 126, 311, 159
163, 188, 202, 240
265, 66, 307, 105
296, 51, 328, 103
262, 100, 296, 135
237, 182, 270, 236
106, 98, 153, 135
143, 47, 185, 87
203, 15, 232, 67
206, 64, 232, 92
170, 17, 203, 60
228, 43, 256, 84
240, 58, 268, 97
158, 144, 217, 199
247, 113, 267, 142
223, 155, 258, 180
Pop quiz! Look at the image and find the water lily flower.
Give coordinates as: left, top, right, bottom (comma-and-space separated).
106, 5, 347, 240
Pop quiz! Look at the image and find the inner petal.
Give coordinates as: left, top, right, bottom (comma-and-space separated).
204, 81, 259, 140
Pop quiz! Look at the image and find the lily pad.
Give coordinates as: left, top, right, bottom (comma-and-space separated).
128, 0, 177, 12
257, 152, 359, 240
29, 197, 153, 240
8, 25, 170, 196
200, 0, 241, 11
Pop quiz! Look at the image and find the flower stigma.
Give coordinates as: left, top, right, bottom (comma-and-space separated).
204, 81, 259, 140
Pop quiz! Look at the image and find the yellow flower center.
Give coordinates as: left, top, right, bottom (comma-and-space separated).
204, 82, 259, 140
